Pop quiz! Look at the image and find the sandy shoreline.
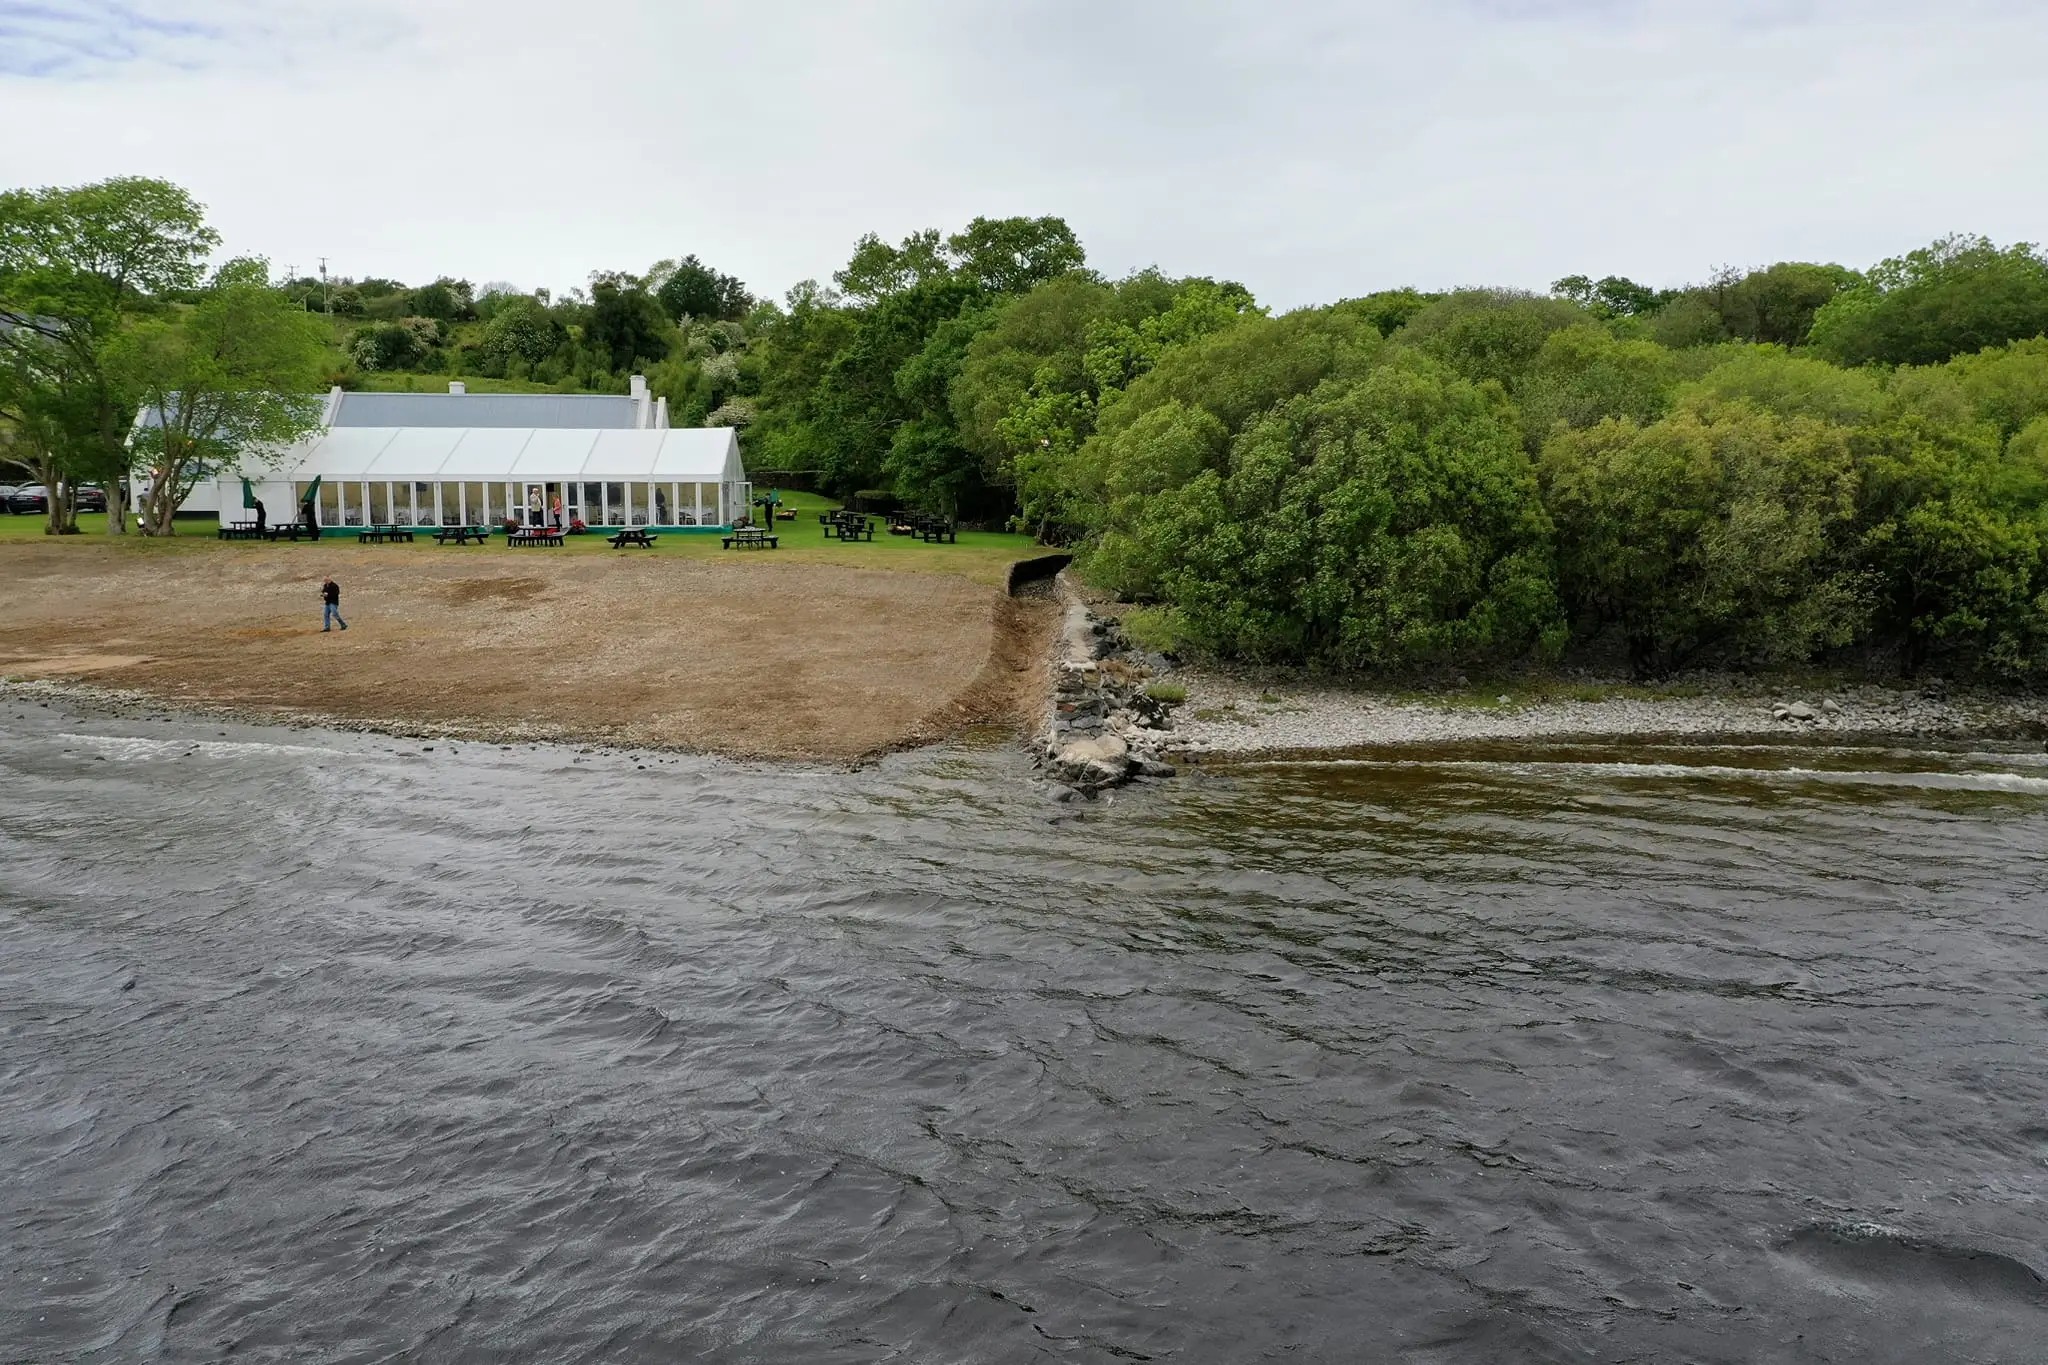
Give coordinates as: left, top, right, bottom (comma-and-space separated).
1162, 668, 2046, 757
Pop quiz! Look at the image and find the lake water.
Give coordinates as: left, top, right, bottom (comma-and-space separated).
3, 702, 2045, 1362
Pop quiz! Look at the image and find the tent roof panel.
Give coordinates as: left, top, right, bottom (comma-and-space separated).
649, 428, 741, 482
507, 429, 601, 479
436, 429, 538, 482
237, 426, 744, 485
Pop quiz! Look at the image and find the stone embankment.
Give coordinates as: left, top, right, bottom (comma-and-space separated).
1035, 578, 1177, 795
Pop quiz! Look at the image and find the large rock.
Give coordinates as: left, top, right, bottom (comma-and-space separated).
1785, 701, 1817, 721
1050, 733, 1130, 786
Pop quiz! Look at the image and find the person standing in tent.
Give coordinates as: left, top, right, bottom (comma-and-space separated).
319, 575, 347, 633
551, 492, 564, 530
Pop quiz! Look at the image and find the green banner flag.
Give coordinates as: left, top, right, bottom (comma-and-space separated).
241, 477, 257, 509
302, 476, 321, 504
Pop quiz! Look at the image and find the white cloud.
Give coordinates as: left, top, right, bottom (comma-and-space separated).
1, 0, 2044, 308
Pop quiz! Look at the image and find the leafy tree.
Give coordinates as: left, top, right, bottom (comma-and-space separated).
407, 276, 474, 322
1937, 337, 2048, 439
652, 254, 753, 322
1349, 288, 1436, 337
1852, 411, 2047, 675
1393, 289, 1591, 390
1093, 299, 1384, 443
809, 275, 986, 494
348, 317, 440, 371
1680, 347, 1885, 425
1541, 405, 1868, 676
584, 272, 672, 372
0, 175, 218, 533
115, 264, 329, 534
1550, 275, 1670, 318
944, 216, 1086, 295
1809, 236, 2048, 367
1084, 279, 1260, 399
480, 296, 565, 367
1099, 357, 1561, 668
833, 229, 950, 304
1515, 326, 1681, 453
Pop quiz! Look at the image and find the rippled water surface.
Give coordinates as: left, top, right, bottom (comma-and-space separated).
3, 704, 2046, 1363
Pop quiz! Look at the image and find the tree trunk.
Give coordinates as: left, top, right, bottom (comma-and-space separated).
145, 472, 185, 536
35, 457, 78, 535
105, 478, 129, 534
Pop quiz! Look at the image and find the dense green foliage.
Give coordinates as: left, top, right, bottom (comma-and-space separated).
724, 222, 2048, 679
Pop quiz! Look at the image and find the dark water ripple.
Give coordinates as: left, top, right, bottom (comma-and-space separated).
2, 710, 2046, 1362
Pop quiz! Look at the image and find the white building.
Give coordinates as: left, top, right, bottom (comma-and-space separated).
139, 376, 750, 532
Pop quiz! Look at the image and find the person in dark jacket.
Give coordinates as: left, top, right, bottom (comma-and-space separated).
320, 576, 347, 632
253, 498, 267, 534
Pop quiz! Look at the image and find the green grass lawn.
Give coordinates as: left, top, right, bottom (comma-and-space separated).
0, 496, 1044, 587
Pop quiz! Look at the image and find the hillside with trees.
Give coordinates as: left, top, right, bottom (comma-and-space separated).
7, 175, 2048, 680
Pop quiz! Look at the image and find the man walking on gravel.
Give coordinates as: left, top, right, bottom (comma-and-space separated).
320, 575, 347, 632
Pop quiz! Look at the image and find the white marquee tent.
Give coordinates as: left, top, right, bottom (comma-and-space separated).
222, 425, 748, 532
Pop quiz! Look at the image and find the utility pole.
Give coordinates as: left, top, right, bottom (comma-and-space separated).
319, 258, 331, 320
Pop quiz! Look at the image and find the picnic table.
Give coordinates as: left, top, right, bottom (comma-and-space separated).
722, 527, 778, 550
266, 523, 321, 542
507, 528, 564, 548
886, 511, 957, 543
433, 525, 491, 545
357, 525, 416, 545
822, 512, 875, 542
218, 521, 264, 541
608, 528, 658, 549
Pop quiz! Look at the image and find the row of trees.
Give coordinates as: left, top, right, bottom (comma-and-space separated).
732, 223, 2048, 680
0, 178, 328, 534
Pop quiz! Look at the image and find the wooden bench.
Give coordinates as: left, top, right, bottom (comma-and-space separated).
507, 529, 564, 548
721, 529, 778, 550
433, 526, 491, 545
608, 528, 657, 548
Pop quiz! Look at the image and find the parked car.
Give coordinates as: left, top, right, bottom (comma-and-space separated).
4, 484, 107, 515
0, 485, 17, 512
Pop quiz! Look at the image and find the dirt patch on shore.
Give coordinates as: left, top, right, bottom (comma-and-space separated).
0, 541, 1051, 761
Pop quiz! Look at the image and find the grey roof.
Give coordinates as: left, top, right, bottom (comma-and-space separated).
333, 391, 644, 429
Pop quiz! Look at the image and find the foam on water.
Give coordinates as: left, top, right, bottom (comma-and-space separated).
56, 732, 366, 762
1240, 755, 2048, 794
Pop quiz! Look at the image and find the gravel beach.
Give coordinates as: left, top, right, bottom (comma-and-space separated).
1166, 668, 2046, 756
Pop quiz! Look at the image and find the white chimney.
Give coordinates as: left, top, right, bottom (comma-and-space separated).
654, 395, 669, 429
629, 373, 647, 399
448, 380, 466, 395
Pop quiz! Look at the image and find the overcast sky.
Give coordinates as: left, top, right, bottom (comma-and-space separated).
2, 0, 2044, 309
